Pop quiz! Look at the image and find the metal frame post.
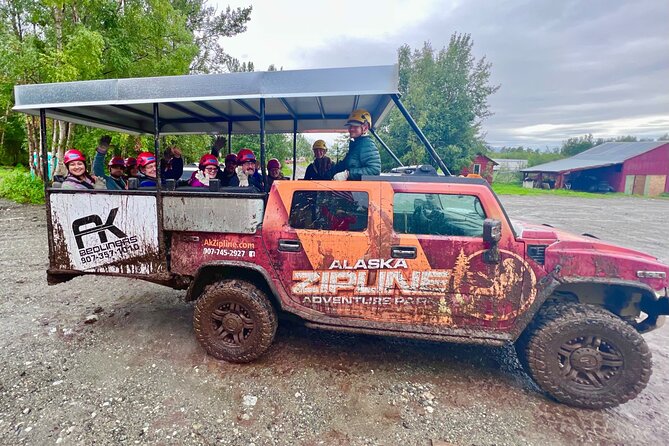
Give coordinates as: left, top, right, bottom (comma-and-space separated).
153, 103, 162, 189
39, 109, 49, 187
227, 121, 232, 155
390, 94, 451, 176
259, 98, 267, 191
292, 120, 297, 180
39, 109, 56, 269
369, 128, 403, 168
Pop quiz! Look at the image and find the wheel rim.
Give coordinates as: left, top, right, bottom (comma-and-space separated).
558, 335, 624, 389
211, 302, 255, 348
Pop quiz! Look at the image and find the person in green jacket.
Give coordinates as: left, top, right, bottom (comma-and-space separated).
328, 109, 381, 181
92, 135, 126, 190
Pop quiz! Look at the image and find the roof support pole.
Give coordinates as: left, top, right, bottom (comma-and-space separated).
390, 94, 451, 176
39, 109, 49, 185
153, 103, 162, 189
369, 128, 403, 168
259, 98, 267, 191
40, 108, 56, 269
227, 121, 232, 155
292, 120, 297, 180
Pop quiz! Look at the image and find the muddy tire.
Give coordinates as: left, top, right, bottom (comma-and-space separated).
517, 302, 651, 409
193, 279, 277, 363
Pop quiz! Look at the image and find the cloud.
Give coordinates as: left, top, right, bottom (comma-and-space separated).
294, 0, 669, 147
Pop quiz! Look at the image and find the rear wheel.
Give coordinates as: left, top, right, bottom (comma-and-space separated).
193, 279, 277, 363
517, 303, 651, 409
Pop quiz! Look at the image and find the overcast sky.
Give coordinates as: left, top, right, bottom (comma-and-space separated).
217, 0, 669, 148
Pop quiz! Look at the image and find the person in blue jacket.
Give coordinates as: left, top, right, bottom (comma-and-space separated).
92, 136, 126, 190
136, 147, 183, 187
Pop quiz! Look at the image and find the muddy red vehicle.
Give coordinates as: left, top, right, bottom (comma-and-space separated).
14, 66, 669, 409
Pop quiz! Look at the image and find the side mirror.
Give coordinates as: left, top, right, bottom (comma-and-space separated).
165, 179, 176, 191
483, 219, 501, 264
209, 179, 220, 192
483, 219, 502, 244
128, 177, 139, 190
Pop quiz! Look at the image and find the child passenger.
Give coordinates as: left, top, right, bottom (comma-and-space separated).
61, 149, 98, 190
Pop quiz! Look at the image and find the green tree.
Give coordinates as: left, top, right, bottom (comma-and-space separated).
560, 134, 595, 157
380, 35, 499, 173
0, 0, 252, 172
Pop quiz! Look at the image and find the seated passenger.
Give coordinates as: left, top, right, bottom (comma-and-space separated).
61, 149, 99, 190
327, 109, 381, 181
160, 146, 184, 182
304, 140, 332, 180
92, 135, 126, 190
220, 153, 238, 187
228, 148, 263, 191
136, 151, 159, 187
267, 158, 288, 189
189, 154, 221, 187
124, 156, 139, 180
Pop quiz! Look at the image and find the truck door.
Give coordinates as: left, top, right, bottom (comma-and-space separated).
262, 182, 382, 318
378, 182, 536, 331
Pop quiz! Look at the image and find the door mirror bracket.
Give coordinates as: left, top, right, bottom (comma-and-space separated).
483, 219, 502, 264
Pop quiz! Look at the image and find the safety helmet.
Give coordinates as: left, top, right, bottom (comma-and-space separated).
124, 157, 137, 168
236, 148, 256, 164
63, 149, 86, 165
345, 109, 372, 127
199, 154, 219, 168
312, 140, 327, 151
267, 158, 281, 170
224, 153, 237, 164
137, 151, 157, 167
108, 156, 125, 168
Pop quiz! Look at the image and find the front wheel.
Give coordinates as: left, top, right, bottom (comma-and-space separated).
517, 303, 652, 409
193, 279, 277, 363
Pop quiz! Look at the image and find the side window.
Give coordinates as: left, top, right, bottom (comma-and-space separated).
393, 193, 486, 237
289, 191, 369, 232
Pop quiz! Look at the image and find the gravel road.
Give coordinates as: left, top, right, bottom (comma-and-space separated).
0, 194, 667, 445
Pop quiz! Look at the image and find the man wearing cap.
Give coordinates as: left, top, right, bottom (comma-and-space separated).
327, 109, 381, 181
92, 135, 127, 190
304, 140, 332, 180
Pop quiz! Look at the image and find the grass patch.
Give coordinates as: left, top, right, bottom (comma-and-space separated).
0, 166, 45, 204
491, 183, 622, 198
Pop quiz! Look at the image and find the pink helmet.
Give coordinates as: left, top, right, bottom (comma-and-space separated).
63, 149, 86, 165
224, 153, 237, 164
124, 157, 137, 168
137, 152, 157, 167
108, 156, 125, 168
267, 158, 281, 170
199, 154, 219, 168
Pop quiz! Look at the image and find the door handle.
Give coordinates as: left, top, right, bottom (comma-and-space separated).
391, 246, 417, 259
278, 239, 302, 252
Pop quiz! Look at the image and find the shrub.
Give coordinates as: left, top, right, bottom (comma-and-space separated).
0, 167, 45, 204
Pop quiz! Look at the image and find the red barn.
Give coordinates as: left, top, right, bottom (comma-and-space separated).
463, 153, 498, 183
521, 142, 669, 195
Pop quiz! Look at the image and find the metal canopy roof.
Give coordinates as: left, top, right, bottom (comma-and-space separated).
13, 65, 399, 135
521, 141, 669, 173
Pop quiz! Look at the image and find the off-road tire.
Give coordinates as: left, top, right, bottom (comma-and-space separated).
193, 279, 277, 363
517, 302, 651, 409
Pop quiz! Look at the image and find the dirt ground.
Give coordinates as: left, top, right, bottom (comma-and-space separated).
0, 194, 667, 445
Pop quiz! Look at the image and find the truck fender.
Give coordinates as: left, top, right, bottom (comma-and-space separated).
512, 276, 663, 340
185, 261, 286, 311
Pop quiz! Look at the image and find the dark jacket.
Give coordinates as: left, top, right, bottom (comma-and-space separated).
327, 136, 381, 180
93, 150, 126, 190
228, 172, 264, 192
304, 157, 332, 180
